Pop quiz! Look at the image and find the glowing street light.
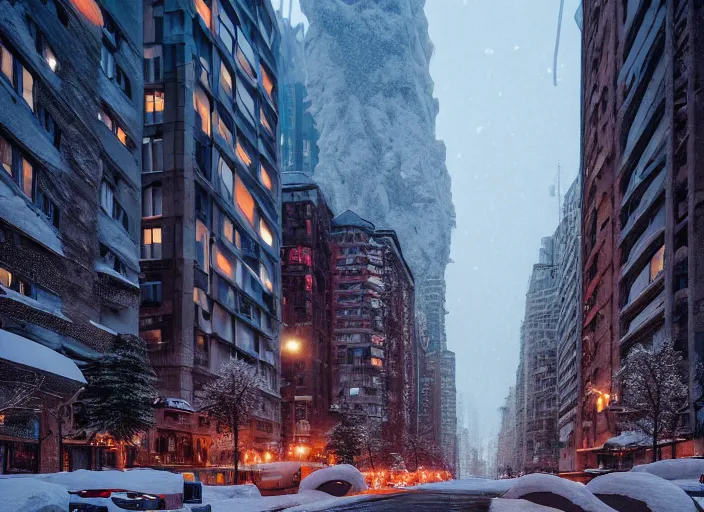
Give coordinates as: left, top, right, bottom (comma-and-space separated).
284, 339, 302, 354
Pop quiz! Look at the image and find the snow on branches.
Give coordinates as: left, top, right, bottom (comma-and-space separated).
618, 339, 688, 461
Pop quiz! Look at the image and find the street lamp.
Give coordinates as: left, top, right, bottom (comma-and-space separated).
283, 339, 302, 354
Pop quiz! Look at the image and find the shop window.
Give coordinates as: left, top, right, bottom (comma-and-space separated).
143, 45, 162, 82
143, 184, 163, 217
194, 88, 211, 136
218, 157, 234, 200
140, 281, 162, 306
235, 175, 255, 226
142, 227, 163, 259
195, 220, 209, 271
145, 90, 164, 124
220, 62, 233, 97
142, 136, 163, 173
259, 218, 273, 247
195, 0, 211, 29
260, 163, 273, 192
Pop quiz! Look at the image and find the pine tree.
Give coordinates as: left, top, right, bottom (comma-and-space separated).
619, 339, 689, 462
326, 409, 365, 465
78, 334, 157, 468
199, 358, 262, 483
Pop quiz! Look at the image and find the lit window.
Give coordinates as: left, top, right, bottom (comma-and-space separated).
236, 28, 256, 79
236, 138, 252, 167
220, 62, 232, 97
371, 357, 383, 367
218, 116, 233, 145
650, 246, 664, 281
142, 185, 163, 217
259, 218, 273, 247
145, 90, 164, 124
0, 135, 12, 175
194, 88, 211, 136
223, 216, 235, 245
260, 64, 275, 104
142, 227, 163, 260
1, 45, 13, 82
0, 267, 12, 288
21, 159, 33, 198
141, 329, 162, 345
219, 158, 234, 200
117, 127, 127, 145
235, 175, 255, 226
260, 107, 274, 138
99, 109, 129, 147
195, 0, 211, 29
260, 263, 273, 292
260, 164, 273, 191
22, 67, 33, 111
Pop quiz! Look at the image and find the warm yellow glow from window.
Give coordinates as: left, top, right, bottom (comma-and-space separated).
218, 118, 233, 145
223, 217, 235, 244
260, 164, 273, 191
117, 127, 127, 145
284, 339, 301, 353
22, 67, 34, 111
371, 357, 383, 367
220, 63, 232, 96
215, 250, 233, 276
260, 263, 273, 292
235, 175, 255, 226
596, 396, 604, 413
650, 245, 664, 281
236, 140, 252, 167
1, 46, 13, 83
195, 0, 211, 29
69, 0, 104, 26
260, 65, 274, 102
264, 451, 272, 462
0, 268, 12, 288
260, 108, 274, 137
259, 219, 273, 247
146, 91, 164, 113
143, 227, 162, 244
22, 159, 32, 198
194, 89, 211, 136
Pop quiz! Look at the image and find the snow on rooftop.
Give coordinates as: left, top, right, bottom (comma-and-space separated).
1, 469, 184, 495
502, 474, 615, 512
0, 285, 71, 321
603, 430, 650, 449
587, 471, 696, 512
631, 458, 704, 481
156, 397, 196, 412
0, 477, 69, 512
298, 464, 368, 495
0, 328, 86, 383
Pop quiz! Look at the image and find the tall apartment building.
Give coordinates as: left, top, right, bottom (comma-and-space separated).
517, 236, 560, 472
555, 179, 581, 472
280, 171, 333, 460
579, 0, 704, 469
0, 0, 142, 473
140, 0, 282, 466
496, 386, 517, 476
329, 210, 417, 444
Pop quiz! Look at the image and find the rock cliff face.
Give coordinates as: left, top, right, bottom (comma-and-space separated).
300, 0, 455, 325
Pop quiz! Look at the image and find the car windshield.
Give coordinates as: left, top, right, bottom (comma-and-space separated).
1, 0, 701, 511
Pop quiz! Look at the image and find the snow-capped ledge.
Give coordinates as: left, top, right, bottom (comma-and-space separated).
95, 263, 140, 288
89, 320, 118, 336
0, 285, 71, 322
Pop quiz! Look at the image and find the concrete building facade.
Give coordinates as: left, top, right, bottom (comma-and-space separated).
496, 387, 517, 477
0, 0, 142, 473
578, 0, 704, 469
139, 0, 282, 466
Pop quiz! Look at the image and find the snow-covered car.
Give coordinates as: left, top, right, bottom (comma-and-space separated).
68, 489, 164, 511
298, 464, 368, 497
501, 473, 616, 511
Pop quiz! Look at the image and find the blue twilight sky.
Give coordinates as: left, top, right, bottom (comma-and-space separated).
275, 0, 582, 442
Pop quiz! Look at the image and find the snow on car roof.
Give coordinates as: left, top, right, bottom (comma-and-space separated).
631, 458, 704, 481
502, 473, 615, 512
0, 478, 69, 512
297, 464, 368, 495
587, 471, 697, 512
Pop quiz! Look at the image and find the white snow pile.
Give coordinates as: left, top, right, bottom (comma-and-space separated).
200, 483, 261, 502
490, 498, 560, 511
631, 458, 704, 481
297, 464, 367, 495
186, 489, 332, 512
412, 477, 514, 494
4, 468, 184, 495
0, 478, 68, 512
587, 471, 696, 512
502, 474, 615, 512
603, 430, 651, 448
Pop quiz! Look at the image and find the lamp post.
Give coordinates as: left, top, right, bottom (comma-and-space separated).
283, 338, 302, 459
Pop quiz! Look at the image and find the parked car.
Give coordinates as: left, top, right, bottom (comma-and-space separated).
68, 489, 165, 511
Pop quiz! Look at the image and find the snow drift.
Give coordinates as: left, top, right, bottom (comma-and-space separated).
587, 471, 696, 512
298, 464, 368, 495
502, 473, 615, 511
0, 478, 68, 512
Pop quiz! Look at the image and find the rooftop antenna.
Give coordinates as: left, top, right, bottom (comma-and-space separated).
553, 0, 565, 86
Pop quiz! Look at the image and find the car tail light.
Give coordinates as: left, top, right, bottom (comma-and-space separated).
78, 489, 119, 498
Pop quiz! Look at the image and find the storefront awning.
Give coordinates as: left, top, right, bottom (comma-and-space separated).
0, 329, 86, 384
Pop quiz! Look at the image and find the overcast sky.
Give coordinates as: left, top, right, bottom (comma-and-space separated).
277, 0, 582, 442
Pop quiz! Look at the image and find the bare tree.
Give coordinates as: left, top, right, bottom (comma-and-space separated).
0, 372, 44, 413
200, 358, 262, 483
619, 340, 688, 462
403, 424, 443, 471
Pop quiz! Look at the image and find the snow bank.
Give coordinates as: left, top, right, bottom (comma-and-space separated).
491, 498, 560, 511
200, 483, 261, 502
186, 489, 332, 512
0, 478, 68, 512
298, 464, 367, 495
587, 471, 696, 512
502, 474, 614, 512
2, 468, 183, 495
631, 458, 704, 481
412, 477, 514, 494
0, 328, 86, 383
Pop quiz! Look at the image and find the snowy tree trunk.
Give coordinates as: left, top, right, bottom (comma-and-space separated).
117, 441, 126, 470
652, 417, 658, 463
233, 413, 240, 484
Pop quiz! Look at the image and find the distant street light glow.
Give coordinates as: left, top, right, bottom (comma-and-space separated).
284, 339, 302, 353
